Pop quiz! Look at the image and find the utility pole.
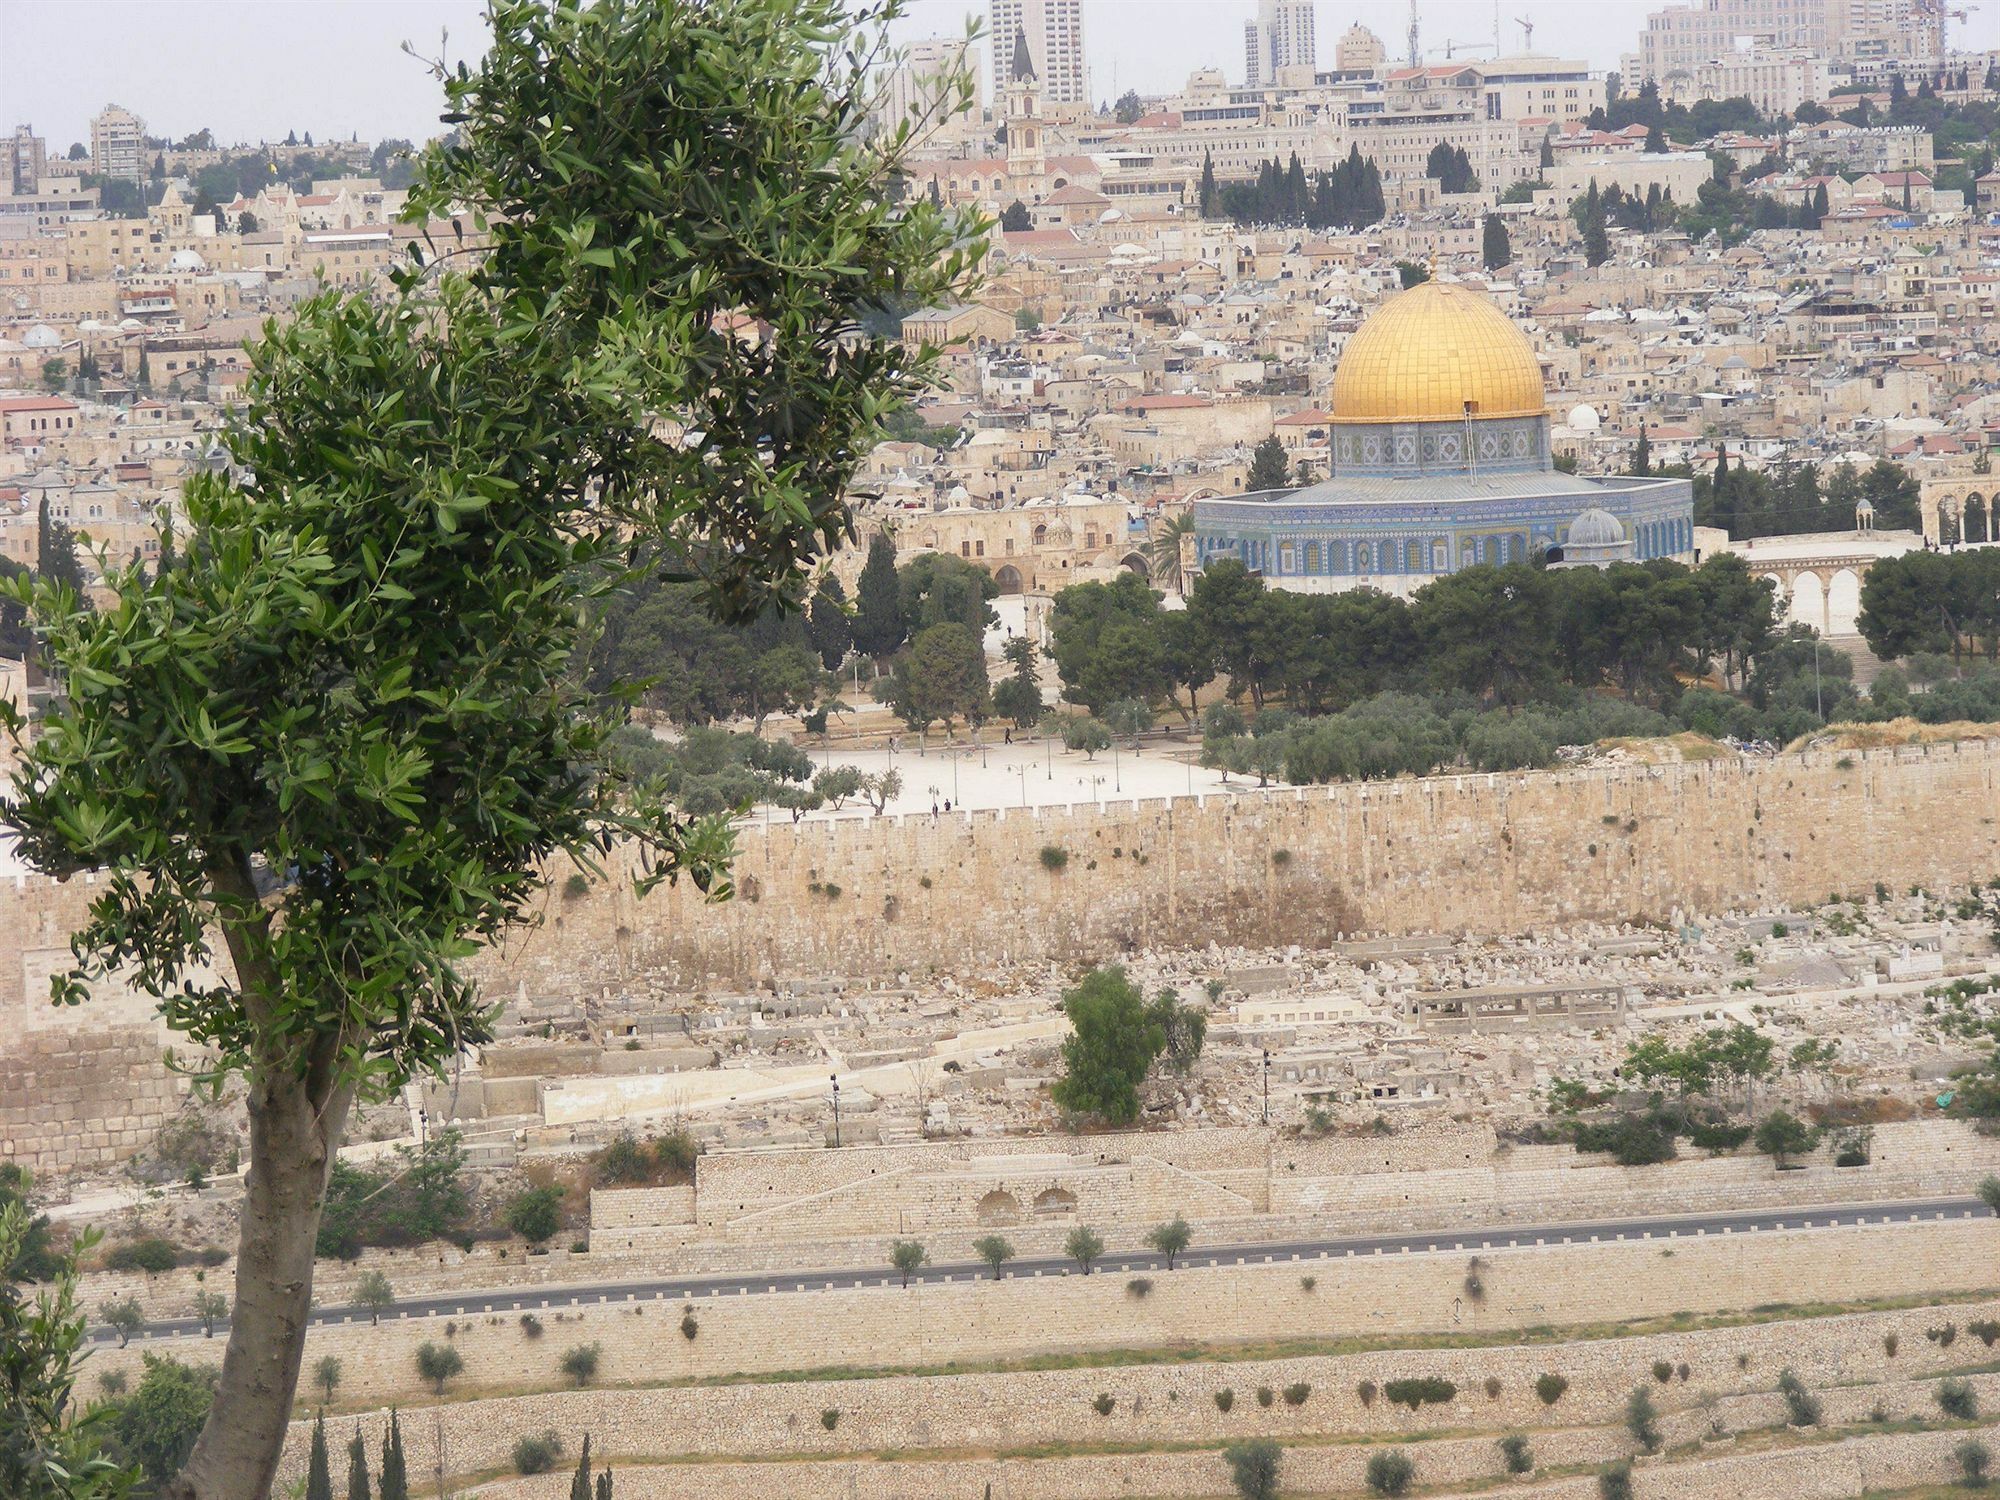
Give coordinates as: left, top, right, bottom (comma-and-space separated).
831, 1074, 842, 1148
1261, 1049, 1271, 1124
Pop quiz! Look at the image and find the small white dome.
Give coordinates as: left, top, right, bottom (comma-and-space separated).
168, 248, 208, 273
1567, 507, 1625, 547
23, 324, 60, 348
1566, 403, 1601, 431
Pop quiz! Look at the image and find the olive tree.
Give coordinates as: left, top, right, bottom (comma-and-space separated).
0, 5, 975, 1498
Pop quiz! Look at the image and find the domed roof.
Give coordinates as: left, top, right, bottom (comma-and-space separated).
1330, 280, 1546, 423
1566, 507, 1625, 547
167, 248, 208, 272
1566, 403, 1601, 431
22, 324, 59, 348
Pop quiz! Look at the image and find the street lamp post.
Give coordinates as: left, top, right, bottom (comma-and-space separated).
1261, 1050, 1270, 1125
831, 1075, 841, 1148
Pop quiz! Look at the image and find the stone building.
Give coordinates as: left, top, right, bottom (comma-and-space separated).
1190, 278, 1694, 595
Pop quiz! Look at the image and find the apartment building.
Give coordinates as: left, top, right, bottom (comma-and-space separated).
89, 105, 146, 185
1244, 0, 1317, 88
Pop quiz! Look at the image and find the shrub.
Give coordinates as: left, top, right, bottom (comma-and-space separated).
1463, 1271, 1485, 1302
1365, 1449, 1415, 1498
1215, 1387, 1234, 1412
596, 1131, 652, 1185
1223, 1439, 1282, 1500
1256, 1385, 1275, 1408
559, 1342, 601, 1387
1039, 844, 1069, 872
1383, 1377, 1455, 1411
1484, 1376, 1502, 1399
1940, 1377, 1980, 1420
820, 1408, 840, 1431
1282, 1382, 1311, 1406
100, 1298, 144, 1347
1599, 1460, 1633, 1500
415, 1341, 463, 1395
1300, 1275, 1316, 1292
105, 1237, 182, 1275
1535, 1372, 1569, 1405
680, 1308, 699, 1341
1932, 1323, 1961, 1348
1499, 1433, 1533, 1474
1125, 1276, 1154, 1299
1652, 1359, 1673, 1383
1971, 1320, 2000, 1348
1884, 1332, 1899, 1357
519, 1313, 543, 1338
1958, 1438, 1992, 1487
100, 1370, 128, 1396
1677, 1362, 1689, 1382
1625, 1387, 1660, 1452
1356, 1379, 1378, 1407
1092, 1393, 1115, 1416
506, 1185, 565, 1246
512, 1431, 562, 1475
1777, 1367, 1821, 1426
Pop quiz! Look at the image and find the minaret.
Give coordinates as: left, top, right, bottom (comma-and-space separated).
1005, 28, 1046, 194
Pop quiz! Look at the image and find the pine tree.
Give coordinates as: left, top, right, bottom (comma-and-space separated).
378, 1411, 408, 1500
347, 1429, 372, 1500
1644, 122, 1666, 153
1246, 435, 1291, 492
851, 530, 905, 659
570, 1434, 594, 1500
307, 1414, 333, 1500
1481, 213, 1511, 270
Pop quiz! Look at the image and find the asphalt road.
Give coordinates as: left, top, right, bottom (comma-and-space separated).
102, 1193, 1994, 1345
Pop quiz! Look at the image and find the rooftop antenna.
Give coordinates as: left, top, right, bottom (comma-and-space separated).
1408, 0, 1421, 67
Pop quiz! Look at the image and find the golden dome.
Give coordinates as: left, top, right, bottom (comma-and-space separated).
1330, 280, 1546, 424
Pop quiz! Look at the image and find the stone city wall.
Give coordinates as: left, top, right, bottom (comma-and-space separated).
264, 1313, 2000, 1490
107, 1218, 2000, 1409
469, 738, 2000, 991
358, 1422, 2000, 1500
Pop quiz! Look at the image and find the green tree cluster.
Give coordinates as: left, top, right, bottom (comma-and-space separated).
1051, 967, 1207, 1124
1212, 148, 1385, 230
314, 1132, 471, 1261
1857, 548, 2000, 666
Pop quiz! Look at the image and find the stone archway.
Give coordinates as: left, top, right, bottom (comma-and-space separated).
1032, 1187, 1077, 1216
1966, 494, 1989, 545
976, 1189, 1021, 1226
1788, 569, 1826, 634
1120, 552, 1147, 576
1826, 569, 1863, 634
995, 563, 1024, 594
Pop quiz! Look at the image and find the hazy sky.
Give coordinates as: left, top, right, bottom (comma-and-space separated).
8, 0, 1999, 151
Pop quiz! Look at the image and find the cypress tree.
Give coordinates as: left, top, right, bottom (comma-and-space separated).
346, 1429, 372, 1500
1539, 134, 1555, 169
1633, 423, 1650, 477
1198, 149, 1215, 217
378, 1411, 408, 1500
852, 530, 905, 659
595, 1470, 613, 1500
1812, 182, 1829, 224
307, 1414, 333, 1500
570, 1434, 594, 1500
1481, 213, 1511, 270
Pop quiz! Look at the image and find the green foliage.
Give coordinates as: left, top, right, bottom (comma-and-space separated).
345, 1426, 371, 1500
1039, 844, 1070, 873
1753, 1109, 1816, 1168
1214, 1388, 1234, 1412
1625, 1386, 1660, 1452
1858, 548, 2000, 665
1091, 1392, 1114, 1415
1958, 1438, 1991, 1487
1979, 1176, 2000, 1216
1000, 200, 1032, 232
103, 1356, 215, 1491
99, 1300, 144, 1348
1216, 149, 1384, 231
1052, 966, 1167, 1125
558, 1343, 601, 1387
972, 1234, 1014, 1279
1246, 436, 1291, 493
306, 1413, 332, 1500
853, 533, 906, 659
1060, 717, 1114, 757
192, 1291, 227, 1338
884, 622, 989, 733
353, 1271, 394, 1324
377, 1411, 407, 1500
1940, 1377, 1980, 1420
1598, 1460, 1633, 1500
820, 1407, 840, 1430
1222, 1439, 1282, 1500
506, 1185, 566, 1247
414, 1342, 463, 1396
103, 1240, 181, 1276
1282, 1381, 1311, 1406
317, 1132, 471, 1259
1777, 1367, 1821, 1426
1, 1192, 140, 1500
889, 1239, 928, 1286
1365, 1448, 1415, 1497
512, 1431, 562, 1476
1535, 1372, 1569, 1406
1499, 1434, 1533, 1474
1146, 1215, 1193, 1270
313, 1356, 341, 1402
1383, 1377, 1456, 1411
1064, 1226, 1104, 1274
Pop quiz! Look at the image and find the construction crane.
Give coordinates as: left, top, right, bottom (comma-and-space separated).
1911, 0, 1975, 49
1516, 15, 1535, 51
1442, 37, 1496, 58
